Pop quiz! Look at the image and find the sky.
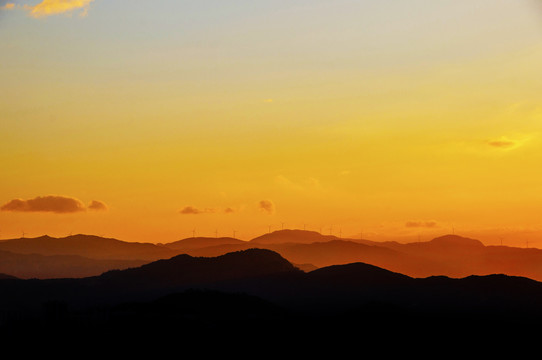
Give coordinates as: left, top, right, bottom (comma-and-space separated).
1, 0, 542, 246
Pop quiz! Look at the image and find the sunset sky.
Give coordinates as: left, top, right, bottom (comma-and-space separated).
1, 0, 542, 246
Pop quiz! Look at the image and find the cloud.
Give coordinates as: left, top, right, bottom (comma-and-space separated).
179, 205, 239, 215
179, 206, 219, 215
486, 135, 531, 151
405, 221, 438, 228
88, 200, 107, 211
259, 200, 275, 215
180, 206, 205, 215
1, 195, 87, 214
488, 137, 517, 149
24, 0, 95, 18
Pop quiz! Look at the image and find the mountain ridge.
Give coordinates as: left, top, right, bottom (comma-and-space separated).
1, 247, 542, 347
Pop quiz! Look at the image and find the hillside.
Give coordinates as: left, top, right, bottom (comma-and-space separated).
1, 248, 542, 347
0, 250, 148, 279
0, 234, 179, 261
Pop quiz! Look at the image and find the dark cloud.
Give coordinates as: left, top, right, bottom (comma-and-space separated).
180, 206, 203, 215
1, 195, 86, 214
259, 200, 275, 215
224, 207, 235, 214
88, 200, 108, 211
405, 221, 438, 228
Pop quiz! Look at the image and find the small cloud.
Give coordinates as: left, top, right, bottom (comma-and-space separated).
405, 221, 438, 228
339, 170, 351, 176
488, 137, 517, 149
24, 0, 95, 18
486, 135, 531, 151
88, 200, 108, 211
259, 200, 275, 215
1, 195, 86, 214
180, 206, 203, 215
179, 206, 217, 215
179, 205, 238, 215
263, 99, 274, 103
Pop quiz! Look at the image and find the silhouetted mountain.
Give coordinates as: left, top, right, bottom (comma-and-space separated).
0, 234, 179, 261
0, 250, 147, 279
172, 230, 542, 282
265, 240, 404, 267
1, 248, 542, 350
250, 229, 338, 244
0, 273, 17, 280
163, 236, 246, 250
0, 249, 299, 312
97, 248, 299, 292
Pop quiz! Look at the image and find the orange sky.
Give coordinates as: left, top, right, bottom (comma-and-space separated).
1, 1, 542, 246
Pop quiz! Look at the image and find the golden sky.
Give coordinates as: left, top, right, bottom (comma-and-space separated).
1, 0, 542, 246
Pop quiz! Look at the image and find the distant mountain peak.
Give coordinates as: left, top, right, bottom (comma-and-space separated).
250, 229, 338, 245
429, 234, 485, 247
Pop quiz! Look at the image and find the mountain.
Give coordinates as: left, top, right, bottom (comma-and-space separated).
250, 229, 338, 244
0, 250, 148, 279
6, 231, 542, 283
0, 248, 300, 311
166, 230, 542, 282
0, 273, 18, 280
0, 234, 179, 261
163, 236, 246, 250
97, 248, 299, 292
2, 248, 542, 347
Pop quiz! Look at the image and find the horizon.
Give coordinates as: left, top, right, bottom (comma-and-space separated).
2, 1, 542, 249
1, 228, 540, 250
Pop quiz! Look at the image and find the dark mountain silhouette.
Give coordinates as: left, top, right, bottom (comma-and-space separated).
0, 248, 300, 312
0, 250, 147, 279
1, 248, 541, 349
97, 247, 298, 292
0, 234, 179, 261
0, 272, 18, 280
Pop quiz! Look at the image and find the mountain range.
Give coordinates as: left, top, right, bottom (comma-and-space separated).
0, 247, 540, 349
3, 230, 542, 283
